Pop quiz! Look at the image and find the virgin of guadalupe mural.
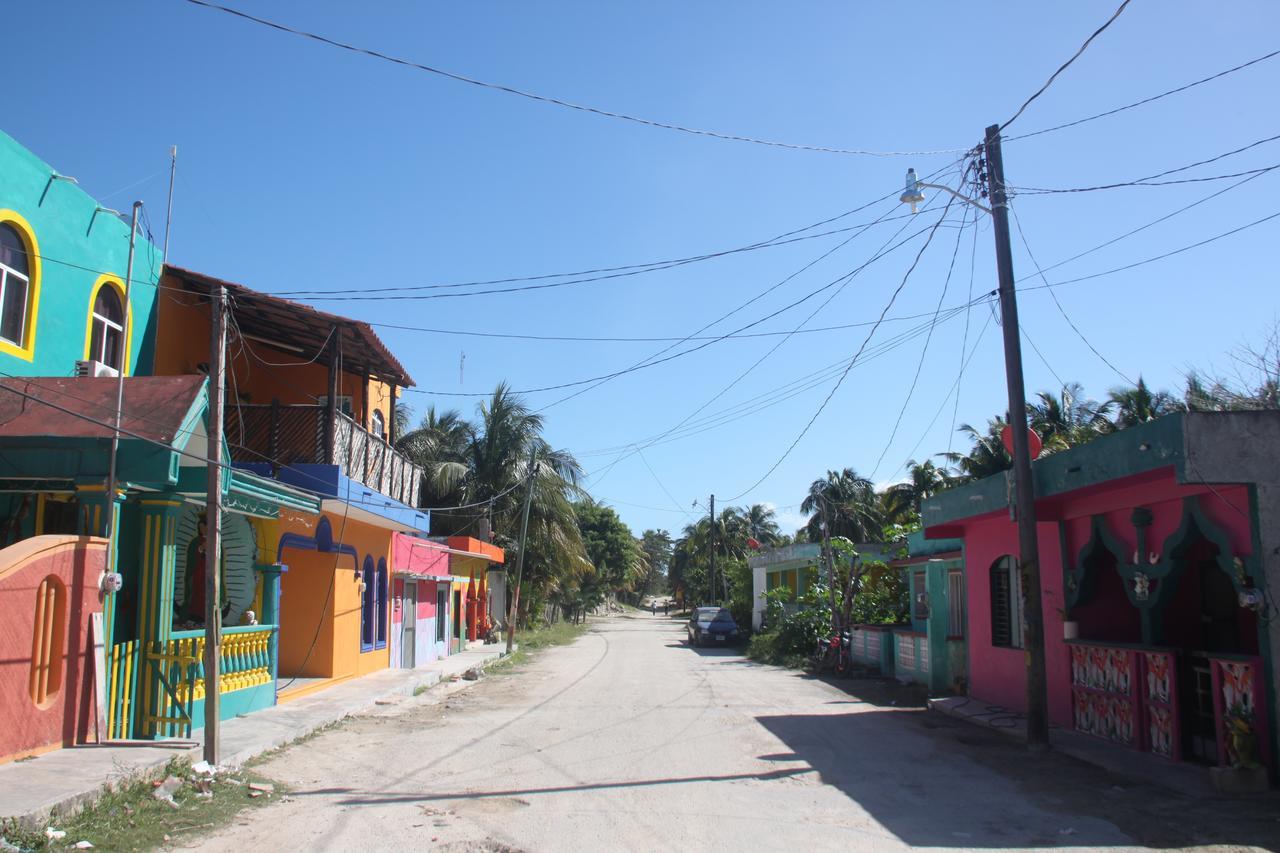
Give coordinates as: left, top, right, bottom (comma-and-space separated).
174, 507, 258, 627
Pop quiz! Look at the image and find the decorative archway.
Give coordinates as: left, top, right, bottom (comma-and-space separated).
173, 506, 259, 626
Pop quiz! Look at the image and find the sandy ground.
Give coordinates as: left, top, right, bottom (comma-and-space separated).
196, 614, 1279, 852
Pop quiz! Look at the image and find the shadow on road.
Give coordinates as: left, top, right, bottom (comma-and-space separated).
755, 708, 1280, 850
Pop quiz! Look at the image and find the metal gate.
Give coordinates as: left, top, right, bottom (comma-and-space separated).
401, 581, 417, 668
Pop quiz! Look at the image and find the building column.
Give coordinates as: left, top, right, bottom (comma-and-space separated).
76, 482, 125, 649
256, 563, 284, 686
926, 563, 951, 694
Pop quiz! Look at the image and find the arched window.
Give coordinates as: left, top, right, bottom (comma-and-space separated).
88, 284, 125, 369
371, 409, 386, 441
989, 556, 1024, 649
360, 556, 376, 651
30, 575, 66, 707
375, 559, 388, 649
0, 223, 32, 348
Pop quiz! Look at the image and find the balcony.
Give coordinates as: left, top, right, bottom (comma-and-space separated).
226, 403, 423, 508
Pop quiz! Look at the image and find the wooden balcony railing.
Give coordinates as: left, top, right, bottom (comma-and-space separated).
225, 403, 423, 507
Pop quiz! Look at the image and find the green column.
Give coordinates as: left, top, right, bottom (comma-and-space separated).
136, 495, 184, 737
76, 483, 124, 649
256, 563, 284, 683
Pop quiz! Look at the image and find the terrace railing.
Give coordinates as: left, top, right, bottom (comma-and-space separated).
225, 403, 423, 507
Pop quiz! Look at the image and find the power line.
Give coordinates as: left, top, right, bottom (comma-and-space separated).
181, 0, 967, 158
724, 196, 958, 502
1022, 208, 1280, 294
1012, 134, 1280, 195
869, 195, 974, 480
1006, 47, 1280, 142
406, 209, 955, 399
275, 196, 944, 298
584, 193, 967, 478
533, 159, 968, 413
1019, 318, 1067, 390
1009, 204, 1134, 384
1000, 0, 1133, 131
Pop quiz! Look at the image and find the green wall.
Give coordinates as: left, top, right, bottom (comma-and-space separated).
0, 129, 161, 378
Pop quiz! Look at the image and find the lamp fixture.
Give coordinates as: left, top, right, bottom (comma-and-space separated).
899, 167, 992, 214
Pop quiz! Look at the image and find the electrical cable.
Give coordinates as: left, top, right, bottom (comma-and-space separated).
181, 0, 968, 158
276, 195, 946, 298
1000, 0, 1133, 131
948, 183, 983, 460
1021, 208, 1280, 295
1009, 204, 1134, 384
1006, 47, 1280, 142
583, 186, 966, 481
724, 195, 958, 502
869, 185, 975, 480
407, 211, 954, 399
1010, 133, 1280, 194
1019, 319, 1067, 390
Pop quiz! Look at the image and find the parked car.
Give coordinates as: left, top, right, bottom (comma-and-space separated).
686, 607, 740, 647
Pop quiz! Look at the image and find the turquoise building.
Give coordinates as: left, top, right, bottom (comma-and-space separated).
0, 129, 162, 383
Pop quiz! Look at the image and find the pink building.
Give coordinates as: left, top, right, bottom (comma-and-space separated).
924, 412, 1278, 781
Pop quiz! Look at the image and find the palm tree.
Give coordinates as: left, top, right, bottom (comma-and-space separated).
939, 419, 1010, 482
1108, 377, 1185, 429
742, 503, 782, 547
396, 383, 590, 624
1027, 382, 1110, 451
882, 459, 952, 522
801, 469, 884, 543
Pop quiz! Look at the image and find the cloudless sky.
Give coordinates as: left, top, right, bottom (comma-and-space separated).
10, 1, 1279, 537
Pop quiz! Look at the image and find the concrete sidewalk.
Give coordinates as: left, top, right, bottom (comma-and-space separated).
0, 644, 509, 827
928, 695, 1216, 798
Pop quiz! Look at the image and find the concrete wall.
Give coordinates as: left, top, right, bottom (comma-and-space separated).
0, 130, 161, 378
0, 536, 107, 763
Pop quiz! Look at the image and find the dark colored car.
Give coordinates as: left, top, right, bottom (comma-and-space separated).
686, 607, 740, 647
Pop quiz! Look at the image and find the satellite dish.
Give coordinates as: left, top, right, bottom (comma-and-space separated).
1000, 425, 1043, 460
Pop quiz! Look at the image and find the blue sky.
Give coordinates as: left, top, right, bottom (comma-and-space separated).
10, 1, 1279, 537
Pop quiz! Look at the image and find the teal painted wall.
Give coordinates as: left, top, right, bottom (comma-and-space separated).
0, 129, 161, 378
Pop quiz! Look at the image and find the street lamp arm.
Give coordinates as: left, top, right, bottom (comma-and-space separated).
916, 182, 992, 213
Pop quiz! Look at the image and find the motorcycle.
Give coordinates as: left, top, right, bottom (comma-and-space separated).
812, 631, 853, 678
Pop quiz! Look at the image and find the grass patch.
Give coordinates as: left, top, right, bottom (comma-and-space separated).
487, 620, 589, 674
1, 757, 282, 853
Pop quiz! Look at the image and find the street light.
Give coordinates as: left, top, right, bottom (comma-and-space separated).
898, 127, 1049, 751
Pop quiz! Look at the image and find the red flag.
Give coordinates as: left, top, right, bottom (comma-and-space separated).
747, 537, 761, 550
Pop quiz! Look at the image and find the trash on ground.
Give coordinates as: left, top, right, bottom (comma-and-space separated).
248, 782, 275, 793
153, 775, 183, 808
45, 828, 67, 841
74, 842, 95, 849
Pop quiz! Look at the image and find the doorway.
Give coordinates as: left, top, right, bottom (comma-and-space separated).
401, 581, 417, 668
453, 589, 463, 652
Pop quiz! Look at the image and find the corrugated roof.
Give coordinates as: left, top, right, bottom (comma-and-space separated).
164, 265, 414, 387
0, 375, 205, 443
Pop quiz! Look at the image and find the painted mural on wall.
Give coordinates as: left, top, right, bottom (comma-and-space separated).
1213, 657, 1263, 768
1070, 644, 1137, 746
173, 507, 258, 627
1141, 651, 1178, 759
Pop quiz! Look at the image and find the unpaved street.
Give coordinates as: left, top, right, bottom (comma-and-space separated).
201, 614, 1278, 852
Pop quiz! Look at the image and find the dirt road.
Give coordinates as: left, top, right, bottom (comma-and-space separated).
199, 614, 1278, 852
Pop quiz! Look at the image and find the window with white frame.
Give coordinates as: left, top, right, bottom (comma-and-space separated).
989, 556, 1024, 648
89, 285, 125, 369
0, 224, 32, 347
371, 409, 386, 440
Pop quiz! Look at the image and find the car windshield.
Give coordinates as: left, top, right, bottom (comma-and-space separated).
698, 608, 733, 623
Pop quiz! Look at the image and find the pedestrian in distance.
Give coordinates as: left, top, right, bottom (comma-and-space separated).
651, 601, 657, 615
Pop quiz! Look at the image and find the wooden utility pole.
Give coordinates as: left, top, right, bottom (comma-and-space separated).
203, 282, 228, 765
985, 124, 1048, 749
506, 447, 539, 653
707, 494, 715, 605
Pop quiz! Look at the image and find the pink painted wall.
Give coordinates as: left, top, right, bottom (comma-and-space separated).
0, 536, 106, 763
392, 534, 450, 577
958, 472, 1254, 727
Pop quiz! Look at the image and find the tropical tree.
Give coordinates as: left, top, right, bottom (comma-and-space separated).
882, 459, 952, 524
800, 468, 884, 543
637, 529, 674, 598
1108, 377, 1185, 429
395, 383, 590, 625
1027, 383, 1111, 450
742, 504, 782, 547
939, 419, 1010, 482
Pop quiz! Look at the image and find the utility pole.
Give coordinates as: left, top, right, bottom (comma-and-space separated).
162, 146, 177, 265
707, 494, 715, 606
506, 447, 539, 653
203, 283, 227, 765
985, 124, 1048, 749
104, 202, 141, 541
